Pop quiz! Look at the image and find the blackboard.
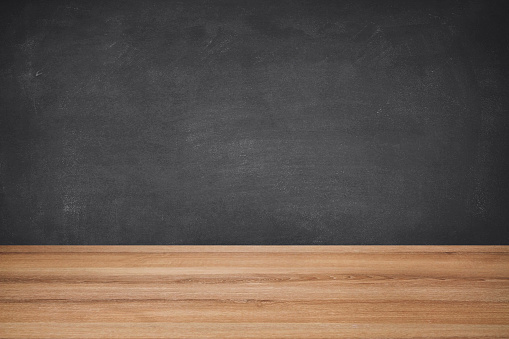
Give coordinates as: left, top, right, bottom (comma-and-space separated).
1, 0, 508, 244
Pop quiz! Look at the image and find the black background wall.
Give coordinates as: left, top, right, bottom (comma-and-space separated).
1, 0, 508, 244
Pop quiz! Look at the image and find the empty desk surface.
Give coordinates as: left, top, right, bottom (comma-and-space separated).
0, 246, 508, 338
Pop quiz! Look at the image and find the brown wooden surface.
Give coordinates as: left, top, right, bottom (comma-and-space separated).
0, 246, 508, 338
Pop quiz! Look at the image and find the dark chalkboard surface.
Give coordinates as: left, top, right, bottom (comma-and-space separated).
1, 0, 508, 244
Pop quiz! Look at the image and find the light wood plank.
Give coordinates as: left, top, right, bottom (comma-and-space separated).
0, 246, 508, 338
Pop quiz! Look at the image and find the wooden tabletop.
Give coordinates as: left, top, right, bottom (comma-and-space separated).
1, 246, 508, 338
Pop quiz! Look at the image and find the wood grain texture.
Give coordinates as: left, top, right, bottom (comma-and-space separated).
0, 246, 508, 338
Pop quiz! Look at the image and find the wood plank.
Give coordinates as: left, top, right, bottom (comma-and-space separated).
0, 246, 508, 338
